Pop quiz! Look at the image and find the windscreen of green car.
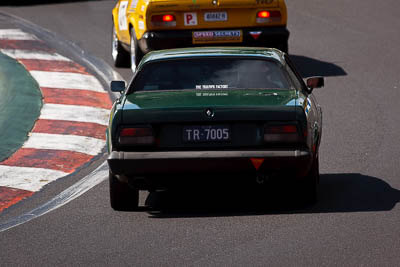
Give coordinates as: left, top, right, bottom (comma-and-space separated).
129, 58, 292, 92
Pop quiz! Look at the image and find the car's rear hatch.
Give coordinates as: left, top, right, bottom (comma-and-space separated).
120, 89, 299, 149
122, 89, 297, 123
147, 0, 286, 30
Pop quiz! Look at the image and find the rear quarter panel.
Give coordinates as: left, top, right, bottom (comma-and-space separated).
113, 0, 130, 44
298, 91, 321, 156
107, 98, 125, 153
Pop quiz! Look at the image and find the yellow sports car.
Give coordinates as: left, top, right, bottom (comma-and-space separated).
112, 0, 289, 71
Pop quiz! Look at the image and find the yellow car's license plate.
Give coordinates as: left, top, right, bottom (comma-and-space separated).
204, 11, 228, 22
193, 30, 243, 44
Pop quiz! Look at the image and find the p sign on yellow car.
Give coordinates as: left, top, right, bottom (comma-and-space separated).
112, 0, 289, 71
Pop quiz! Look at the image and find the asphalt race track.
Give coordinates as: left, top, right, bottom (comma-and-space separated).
1, 0, 400, 265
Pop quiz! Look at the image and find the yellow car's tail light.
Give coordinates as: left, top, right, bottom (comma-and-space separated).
162, 14, 174, 22
151, 14, 176, 27
257, 10, 282, 23
257, 11, 271, 18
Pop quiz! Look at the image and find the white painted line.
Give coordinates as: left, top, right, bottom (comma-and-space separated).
0, 49, 71, 61
0, 29, 37, 40
0, 162, 108, 233
0, 165, 68, 192
40, 103, 109, 126
30, 71, 104, 92
23, 133, 105, 156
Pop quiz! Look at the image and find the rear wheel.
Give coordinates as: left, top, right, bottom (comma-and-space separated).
111, 22, 130, 67
130, 28, 144, 72
109, 171, 139, 211
297, 157, 319, 205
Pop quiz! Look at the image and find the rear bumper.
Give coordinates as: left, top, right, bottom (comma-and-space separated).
107, 149, 311, 178
138, 27, 289, 53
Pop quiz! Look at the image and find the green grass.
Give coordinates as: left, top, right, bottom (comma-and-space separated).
0, 52, 42, 162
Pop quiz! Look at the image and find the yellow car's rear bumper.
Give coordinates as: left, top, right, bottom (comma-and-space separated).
138, 26, 289, 53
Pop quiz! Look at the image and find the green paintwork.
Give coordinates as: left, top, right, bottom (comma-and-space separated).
125, 89, 298, 110
119, 89, 300, 126
0, 52, 42, 162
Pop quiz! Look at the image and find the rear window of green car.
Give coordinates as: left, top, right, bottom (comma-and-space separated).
129, 58, 292, 92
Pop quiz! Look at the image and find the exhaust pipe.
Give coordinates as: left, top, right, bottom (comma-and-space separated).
256, 174, 269, 185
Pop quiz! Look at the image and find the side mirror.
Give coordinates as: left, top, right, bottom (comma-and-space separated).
110, 80, 126, 93
306, 77, 324, 92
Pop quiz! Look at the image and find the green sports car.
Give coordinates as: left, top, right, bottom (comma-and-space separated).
107, 47, 323, 211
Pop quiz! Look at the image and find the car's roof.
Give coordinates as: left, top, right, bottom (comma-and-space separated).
140, 47, 285, 66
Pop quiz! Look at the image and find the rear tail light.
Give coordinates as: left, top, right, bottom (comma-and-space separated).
151, 14, 176, 27
118, 126, 154, 145
257, 11, 270, 18
257, 10, 282, 23
151, 14, 176, 22
162, 14, 174, 22
264, 124, 300, 143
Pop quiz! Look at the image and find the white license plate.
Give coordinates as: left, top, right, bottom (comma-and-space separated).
204, 12, 228, 22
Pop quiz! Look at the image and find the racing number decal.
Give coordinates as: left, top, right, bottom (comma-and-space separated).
184, 12, 198, 26
118, 1, 129, 31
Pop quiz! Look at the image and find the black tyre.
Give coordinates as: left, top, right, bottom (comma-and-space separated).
277, 41, 289, 54
109, 171, 139, 211
130, 28, 144, 72
298, 157, 319, 205
111, 22, 130, 67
